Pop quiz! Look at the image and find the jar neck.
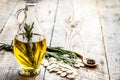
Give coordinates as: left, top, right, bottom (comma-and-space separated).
24, 5, 44, 35
24, 5, 37, 24
16, 4, 43, 35
25, 5, 36, 14
24, 0, 39, 6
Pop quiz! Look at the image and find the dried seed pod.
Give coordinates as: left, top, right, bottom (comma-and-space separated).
47, 64, 56, 70
79, 63, 85, 67
60, 72, 67, 77
64, 65, 73, 70
57, 71, 62, 75
67, 74, 75, 79
44, 57, 80, 78
54, 68, 61, 72
75, 59, 82, 63
74, 63, 80, 68
49, 57, 57, 61
43, 62, 49, 67
66, 70, 73, 74
61, 68, 67, 72
59, 63, 66, 68
49, 60, 57, 64
49, 67, 56, 73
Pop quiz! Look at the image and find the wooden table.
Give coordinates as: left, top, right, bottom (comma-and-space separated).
0, 0, 120, 80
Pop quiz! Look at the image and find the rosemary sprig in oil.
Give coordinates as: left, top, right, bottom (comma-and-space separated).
15, 22, 38, 68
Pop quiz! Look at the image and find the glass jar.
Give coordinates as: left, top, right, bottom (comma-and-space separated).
14, 0, 46, 77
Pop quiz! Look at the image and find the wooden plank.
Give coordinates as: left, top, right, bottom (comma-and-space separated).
0, 1, 23, 44
98, 0, 120, 80
0, 0, 58, 80
0, 52, 19, 80
43, 0, 75, 80
0, 1, 23, 79
0, 0, 18, 79
50, 0, 109, 80
36, 0, 59, 46
0, 0, 18, 33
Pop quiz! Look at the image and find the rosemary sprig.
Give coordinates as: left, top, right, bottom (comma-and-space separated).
18, 55, 32, 66
23, 22, 34, 41
24, 22, 38, 68
47, 47, 77, 59
0, 43, 78, 67
46, 52, 75, 67
0, 43, 13, 52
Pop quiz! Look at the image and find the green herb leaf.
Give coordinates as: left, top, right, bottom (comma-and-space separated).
24, 22, 34, 41
0, 43, 78, 67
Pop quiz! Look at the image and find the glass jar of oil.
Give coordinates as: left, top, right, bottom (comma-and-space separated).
14, 0, 46, 76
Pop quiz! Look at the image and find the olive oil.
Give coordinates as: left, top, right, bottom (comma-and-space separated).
14, 33, 46, 70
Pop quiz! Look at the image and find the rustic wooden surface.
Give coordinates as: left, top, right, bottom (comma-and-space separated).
98, 0, 120, 80
0, 0, 120, 80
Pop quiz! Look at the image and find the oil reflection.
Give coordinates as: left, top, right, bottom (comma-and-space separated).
19, 76, 37, 80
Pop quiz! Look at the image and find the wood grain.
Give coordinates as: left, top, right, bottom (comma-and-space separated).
0, 1, 19, 79
36, 0, 59, 46
0, 0, 18, 33
51, 0, 109, 80
0, 1, 22, 44
98, 0, 120, 80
